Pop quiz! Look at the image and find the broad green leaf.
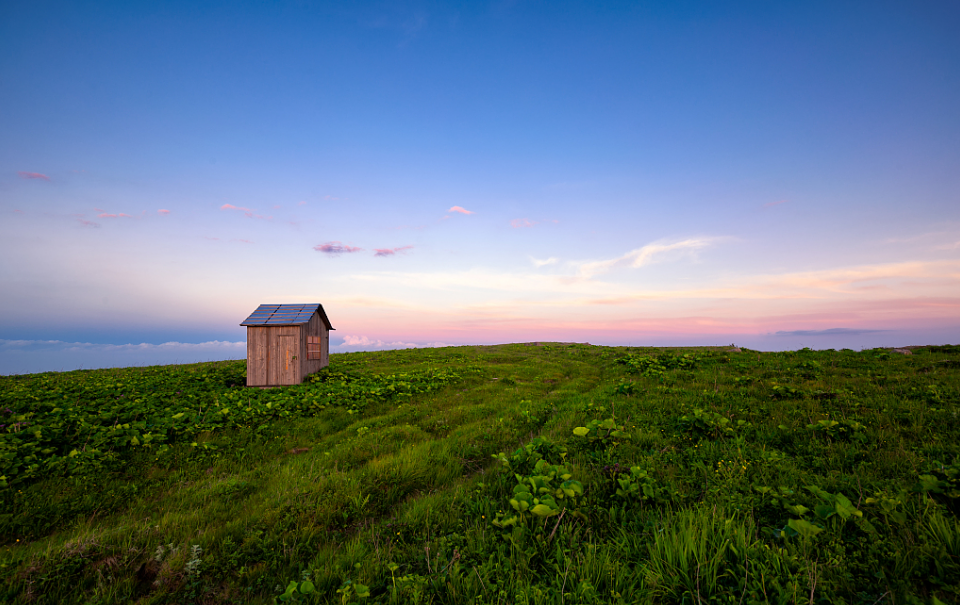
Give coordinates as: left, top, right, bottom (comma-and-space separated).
530, 504, 559, 517
573, 427, 589, 437
787, 518, 823, 539
784, 504, 810, 516
834, 493, 862, 519
917, 474, 943, 493
814, 504, 836, 519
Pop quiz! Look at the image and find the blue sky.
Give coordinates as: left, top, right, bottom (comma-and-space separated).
2, 0, 959, 373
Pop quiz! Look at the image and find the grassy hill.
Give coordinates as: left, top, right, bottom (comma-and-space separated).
1, 343, 959, 604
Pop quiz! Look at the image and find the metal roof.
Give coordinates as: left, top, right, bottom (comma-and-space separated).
240, 304, 335, 329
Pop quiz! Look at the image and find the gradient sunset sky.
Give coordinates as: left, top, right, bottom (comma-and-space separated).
2, 0, 959, 373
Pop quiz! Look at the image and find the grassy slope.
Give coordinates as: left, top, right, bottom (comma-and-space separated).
1, 343, 959, 604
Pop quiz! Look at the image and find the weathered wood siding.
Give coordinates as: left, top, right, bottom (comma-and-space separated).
246, 325, 303, 386
245, 306, 332, 386
278, 330, 299, 385
246, 327, 269, 386
301, 311, 329, 378
322, 326, 329, 367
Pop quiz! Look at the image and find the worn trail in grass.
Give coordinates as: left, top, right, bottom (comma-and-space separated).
1, 343, 959, 604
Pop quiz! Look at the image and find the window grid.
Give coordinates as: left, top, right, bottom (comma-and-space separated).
307, 336, 322, 360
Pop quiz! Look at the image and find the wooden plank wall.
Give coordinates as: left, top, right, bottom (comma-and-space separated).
322, 326, 329, 367
301, 312, 330, 378
246, 327, 268, 386
247, 325, 302, 386
272, 326, 299, 385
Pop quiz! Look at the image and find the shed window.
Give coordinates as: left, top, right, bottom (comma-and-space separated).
307, 336, 322, 360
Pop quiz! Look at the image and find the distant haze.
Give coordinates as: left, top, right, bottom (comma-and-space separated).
2, 1, 958, 374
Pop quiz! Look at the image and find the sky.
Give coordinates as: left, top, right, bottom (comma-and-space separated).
2, 0, 959, 374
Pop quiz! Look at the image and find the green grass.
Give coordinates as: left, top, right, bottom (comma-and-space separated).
1, 343, 959, 604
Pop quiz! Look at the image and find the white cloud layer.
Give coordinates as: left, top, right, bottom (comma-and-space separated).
335, 336, 449, 351
575, 238, 719, 278
531, 256, 559, 268
0, 339, 245, 375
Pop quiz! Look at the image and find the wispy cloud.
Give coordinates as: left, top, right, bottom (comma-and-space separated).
298, 200, 307, 206
510, 218, 538, 228
97, 212, 133, 218
764, 200, 788, 208
531, 256, 558, 268
73, 214, 100, 228
374, 245, 414, 257
18, 171, 50, 181
220, 203, 271, 220
314, 241, 363, 254
158, 209, 170, 215
577, 238, 720, 278
448, 206, 474, 215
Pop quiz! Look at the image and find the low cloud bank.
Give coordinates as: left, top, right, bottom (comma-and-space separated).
0, 337, 455, 374
0, 339, 245, 375
333, 335, 449, 352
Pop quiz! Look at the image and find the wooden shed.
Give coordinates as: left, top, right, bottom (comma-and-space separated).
240, 303, 335, 387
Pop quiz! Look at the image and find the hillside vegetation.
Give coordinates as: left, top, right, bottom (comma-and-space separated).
1, 343, 959, 604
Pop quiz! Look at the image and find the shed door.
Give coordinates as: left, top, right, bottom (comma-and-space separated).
279, 334, 299, 384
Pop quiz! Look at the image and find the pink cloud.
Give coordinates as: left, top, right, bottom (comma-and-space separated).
97, 212, 133, 218
764, 200, 788, 208
510, 218, 538, 228
272, 204, 282, 209
220, 203, 272, 220
448, 206, 474, 215
324, 195, 341, 201
77, 218, 100, 228
204, 236, 220, 241
158, 209, 170, 215
299, 200, 307, 206
13, 209, 24, 214
220, 203, 253, 212
374, 245, 414, 257
237, 239, 253, 244
18, 171, 50, 181
314, 241, 363, 254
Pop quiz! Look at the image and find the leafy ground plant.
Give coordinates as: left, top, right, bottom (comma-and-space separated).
1, 343, 959, 603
